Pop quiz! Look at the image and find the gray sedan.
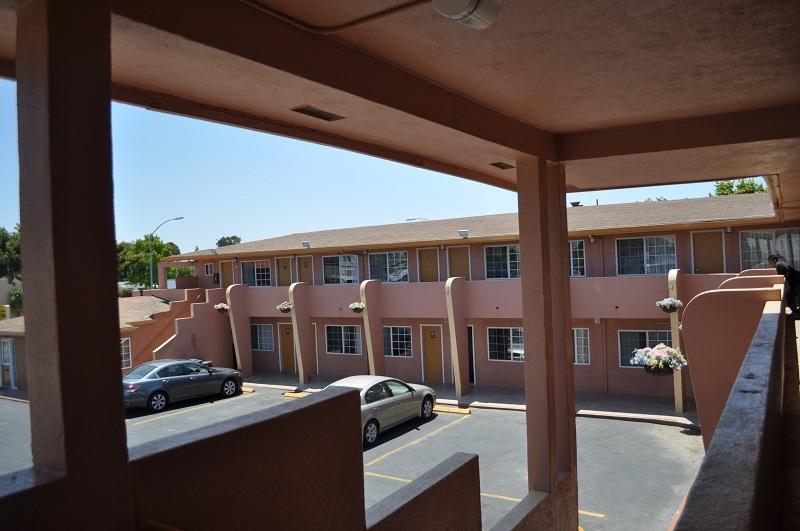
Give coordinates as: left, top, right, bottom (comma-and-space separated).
327, 375, 437, 446
123, 359, 243, 412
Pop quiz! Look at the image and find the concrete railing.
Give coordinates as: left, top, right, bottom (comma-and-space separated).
676, 298, 790, 530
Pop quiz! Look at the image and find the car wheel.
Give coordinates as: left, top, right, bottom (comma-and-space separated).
363, 420, 379, 447
148, 391, 168, 413
221, 378, 238, 397
421, 396, 434, 419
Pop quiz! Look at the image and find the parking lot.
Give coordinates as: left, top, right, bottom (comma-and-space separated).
1, 389, 703, 529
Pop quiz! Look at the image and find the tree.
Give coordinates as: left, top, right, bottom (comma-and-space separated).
713, 178, 766, 196
216, 235, 241, 247
0, 224, 22, 283
9, 286, 22, 314
117, 235, 182, 286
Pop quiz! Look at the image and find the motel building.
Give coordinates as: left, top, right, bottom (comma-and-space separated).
0, 1, 797, 529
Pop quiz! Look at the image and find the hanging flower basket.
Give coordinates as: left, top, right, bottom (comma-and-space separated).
656, 297, 683, 313
276, 301, 293, 314
349, 302, 366, 314
213, 302, 230, 313
630, 343, 687, 376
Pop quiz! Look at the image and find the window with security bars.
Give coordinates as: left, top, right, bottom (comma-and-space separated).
488, 327, 524, 361
120, 337, 132, 369
740, 228, 800, 269
486, 245, 520, 279
369, 252, 409, 282
616, 236, 676, 275
323, 255, 359, 284
383, 326, 412, 357
618, 330, 671, 367
326, 325, 362, 355
241, 260, 271, 287
569, 240, 585, 277
250, 324, 274, 351
572, 328, 590, 364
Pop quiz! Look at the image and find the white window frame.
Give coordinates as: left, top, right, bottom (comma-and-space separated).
446, 245, 472, 280
383, 326, 413, 358
739, 227, 800, 270
486, 326, 525, 362
322, 254, 360, 285
250, 323, 274, 351
241, 259, 272, 287
569, 240, 586, 277
204, 263, 214, 276
120, 337, 132, 370
325, 324, 363, 356
618, 329, 672, 369
416, 247, 441, 282
572, 328, 590, 365
484, 244, 521, 280
615, 235, 677, 276
0, 338, 17, 389
368, 251, 409, 283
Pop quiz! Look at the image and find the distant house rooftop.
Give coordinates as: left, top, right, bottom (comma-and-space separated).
166, 193, 776, 261
0, 296, 170, 337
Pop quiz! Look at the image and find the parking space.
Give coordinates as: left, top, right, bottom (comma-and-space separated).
1, 391, 703, 530
362, 408, 704, 530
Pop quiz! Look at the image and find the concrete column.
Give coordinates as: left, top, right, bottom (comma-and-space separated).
667, 269, 684, 413
15, 0, 133, 526
226, 284, 253, 376
516, 158, 578, 524
360, 280, 385, 375
445, 277, 469, 398
289, 282, 315, 384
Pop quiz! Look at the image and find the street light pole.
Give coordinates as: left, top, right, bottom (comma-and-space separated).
148, 216, 184, 289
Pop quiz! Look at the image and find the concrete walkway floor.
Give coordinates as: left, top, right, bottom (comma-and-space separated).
245, 373, 699, 428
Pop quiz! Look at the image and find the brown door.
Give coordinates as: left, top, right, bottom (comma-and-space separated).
277, 258, 292, 286
692, 232, 724, 273
422, 326, 443, 382
298, 256, 313, 284
221, 261, 234, 289
279, 325, 296, 373
448, 246, 470, 279
418, 248, 439, 282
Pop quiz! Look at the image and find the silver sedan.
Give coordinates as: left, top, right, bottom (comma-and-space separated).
327, 375, 437, 447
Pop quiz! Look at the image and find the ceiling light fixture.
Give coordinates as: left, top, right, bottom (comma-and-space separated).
433, 0, 501, 30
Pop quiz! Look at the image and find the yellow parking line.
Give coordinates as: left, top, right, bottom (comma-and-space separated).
433, 404, 470, 415
283, 391, 310, 398
365, 471, 411, 483
364, 414, 470, 467
364, 469, 605, 519
0, 421, 7, 427
130, 393, 252, 426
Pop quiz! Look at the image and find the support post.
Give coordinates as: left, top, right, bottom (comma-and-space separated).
667, 269, 684, 413
14, 0, 133, 526
515, 158, 578, 527
360, 280, 385, 376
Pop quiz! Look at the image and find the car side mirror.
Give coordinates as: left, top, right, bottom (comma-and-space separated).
208, 368, 215, 373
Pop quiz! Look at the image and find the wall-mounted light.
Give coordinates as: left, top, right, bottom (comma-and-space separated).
593, 318, 601, 325
725, 226, 733, 233
458, 229, 469, 239
439, 245, 446, 251
302, 240, 311, 248
589, 235, 597, 244
433, 0, 501, 30
233, 257, 239, 263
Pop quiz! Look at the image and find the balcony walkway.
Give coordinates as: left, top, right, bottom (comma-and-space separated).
784, 322, 800, 529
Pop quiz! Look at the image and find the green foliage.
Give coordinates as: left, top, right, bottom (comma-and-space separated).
117, 235, 181, 287
216, 235, 241, 247
166, 267, 194, 279
0, 224, 22, 283
9, 287, 22, 314
713, 178, 766, 196
118, 286, 133, 298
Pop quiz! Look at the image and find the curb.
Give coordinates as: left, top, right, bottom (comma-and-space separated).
576, 409, 700, 431
0, 395, 29, 404
244, 382, 299, 392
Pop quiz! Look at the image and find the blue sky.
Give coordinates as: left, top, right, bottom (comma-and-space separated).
0, 78, 719, 253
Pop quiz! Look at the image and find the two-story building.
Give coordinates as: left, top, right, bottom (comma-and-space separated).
153, 193, 789, 398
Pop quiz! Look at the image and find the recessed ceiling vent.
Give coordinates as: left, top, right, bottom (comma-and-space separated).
291, 105, 345, 122
490, 161, 515, 170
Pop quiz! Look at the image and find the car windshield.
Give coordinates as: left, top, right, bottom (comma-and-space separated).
125, 364, 157, 380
